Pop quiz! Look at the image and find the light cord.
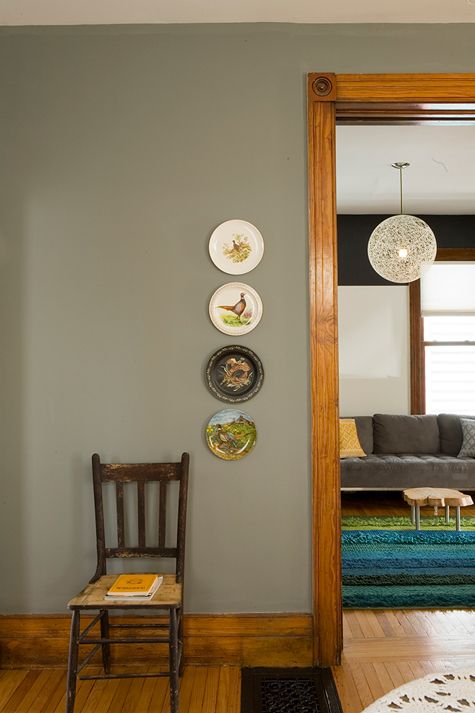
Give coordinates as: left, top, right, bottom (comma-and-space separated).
399, 165, 403, 214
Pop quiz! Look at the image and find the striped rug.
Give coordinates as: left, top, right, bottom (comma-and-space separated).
342, 515, 475, 530
342, 529, 475, 608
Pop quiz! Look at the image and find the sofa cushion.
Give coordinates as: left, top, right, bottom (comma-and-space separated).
353, 416, 373, 455
340, 419, 366, 458
373, 414, 439, 455
438, 414, 475, 456
340, 453, 475, 490
459, 418, 475, 458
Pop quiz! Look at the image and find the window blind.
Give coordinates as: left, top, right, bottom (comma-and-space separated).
421, 262, 475, 316
425, 345, 475, 414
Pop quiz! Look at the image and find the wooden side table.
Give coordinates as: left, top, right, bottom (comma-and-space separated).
403, 487, 473, 531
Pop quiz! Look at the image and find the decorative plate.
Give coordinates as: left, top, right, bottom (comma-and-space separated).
206, 409, 257, 461
206, 346, 264, 403
209, 219, 264, 275
209, 282, 263, 336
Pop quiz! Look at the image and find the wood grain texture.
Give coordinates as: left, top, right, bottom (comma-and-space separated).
67, 574, 181, 609
334, 610, 475, 713
342, 490, 475, 518
101, 463, 181, 482
308, 75, 475, 669
434, 247, 475, 261
334, 74, 475, 102
403, 488, 473, 508
0, 666, 240, 713
409, 280, 424, 415
0, 614, 312, 669
308, 75, 342, 667
3, 610, 475, 713
336, 102, 475, 124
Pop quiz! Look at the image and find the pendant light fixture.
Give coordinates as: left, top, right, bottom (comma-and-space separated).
367, 162, 437, 283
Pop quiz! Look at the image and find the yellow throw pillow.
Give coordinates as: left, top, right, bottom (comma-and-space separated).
339, 419, 366, 459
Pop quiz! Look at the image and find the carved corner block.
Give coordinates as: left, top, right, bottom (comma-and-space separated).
308, 73, 337, 102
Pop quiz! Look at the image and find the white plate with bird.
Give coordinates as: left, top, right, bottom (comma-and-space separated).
209, 282, 263, 336
209, 219, 264, 275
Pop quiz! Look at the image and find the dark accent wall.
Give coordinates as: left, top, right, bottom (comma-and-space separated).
338, 215, 475, 285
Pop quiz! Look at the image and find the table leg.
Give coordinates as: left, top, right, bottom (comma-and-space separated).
445, 505, 450, 525
415, 505, 421, 531
411, 505, 415, 525
456, 506, 461, 531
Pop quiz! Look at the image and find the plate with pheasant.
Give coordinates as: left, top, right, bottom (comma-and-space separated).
209, 282, 263, 336
209, 219, 264, 275
206, 345, 264, 403
206, 409, 257, 460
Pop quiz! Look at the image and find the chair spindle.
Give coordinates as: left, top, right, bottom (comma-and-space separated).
116, 482, 125, 548
137, 481, 146, 548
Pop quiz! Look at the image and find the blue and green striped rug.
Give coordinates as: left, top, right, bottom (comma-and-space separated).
342, 528, 475, 608
342, 515, 475, 531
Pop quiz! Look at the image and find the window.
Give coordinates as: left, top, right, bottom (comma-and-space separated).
424, 315, 475, 413
411, 253, 475, 415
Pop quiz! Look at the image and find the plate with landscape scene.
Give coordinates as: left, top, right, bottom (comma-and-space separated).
206, 345, 264, 403
209, 219, 264, 275
206, 409, 257, 460
209, 282, 263, 336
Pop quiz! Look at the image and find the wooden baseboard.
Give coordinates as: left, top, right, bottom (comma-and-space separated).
0, 613, 313, 669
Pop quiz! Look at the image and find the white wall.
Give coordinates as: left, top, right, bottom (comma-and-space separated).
338, 286, 410, 416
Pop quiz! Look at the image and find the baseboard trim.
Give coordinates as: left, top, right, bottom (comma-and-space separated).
0, 613, 313, 669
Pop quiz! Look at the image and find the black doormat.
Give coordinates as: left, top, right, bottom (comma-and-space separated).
241, 668, 343, 713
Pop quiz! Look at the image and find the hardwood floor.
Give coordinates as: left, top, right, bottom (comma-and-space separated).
1, 609, 475, 712
334, 609, 475, 713
342, 490, 475, 517
0, 665, 241, 712
2, 494, 474, 712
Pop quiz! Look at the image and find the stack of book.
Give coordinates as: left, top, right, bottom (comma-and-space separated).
105, 574, 163, 600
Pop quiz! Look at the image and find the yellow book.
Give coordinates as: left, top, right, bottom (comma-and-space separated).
106, 574, 162, 598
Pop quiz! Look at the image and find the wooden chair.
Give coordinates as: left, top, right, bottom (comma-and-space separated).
65, 452, 189, 713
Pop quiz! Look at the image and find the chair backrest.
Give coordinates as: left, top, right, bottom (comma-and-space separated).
90, 452, 189, 584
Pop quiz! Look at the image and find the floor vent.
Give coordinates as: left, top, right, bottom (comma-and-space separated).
241, 667, 343, 713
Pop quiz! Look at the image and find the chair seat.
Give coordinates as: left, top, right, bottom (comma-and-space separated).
68, 574, 182, 610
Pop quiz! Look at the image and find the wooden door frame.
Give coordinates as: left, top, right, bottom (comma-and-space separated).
307, 73, 475, 666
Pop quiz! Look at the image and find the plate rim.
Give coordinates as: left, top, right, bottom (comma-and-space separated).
205, 344, 264, 403
205, 407, 257, 461
208, 281, 263, 336
208, 219, 264, 275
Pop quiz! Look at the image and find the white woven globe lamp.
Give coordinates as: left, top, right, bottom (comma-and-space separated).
368, 163, 437, 284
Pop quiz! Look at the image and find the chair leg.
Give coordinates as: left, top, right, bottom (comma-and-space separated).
178, 608, 185, 677
100, 609, 111, 674
169, 607, 179, 713
65, 610, 80, 713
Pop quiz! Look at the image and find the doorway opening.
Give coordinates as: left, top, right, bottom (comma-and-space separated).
307, 73, 475, 666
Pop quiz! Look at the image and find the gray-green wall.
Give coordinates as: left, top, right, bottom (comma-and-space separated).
1, 24, 475, 613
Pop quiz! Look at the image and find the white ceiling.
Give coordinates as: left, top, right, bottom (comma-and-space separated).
336, 125, 475, 214
1, 0, 475, 25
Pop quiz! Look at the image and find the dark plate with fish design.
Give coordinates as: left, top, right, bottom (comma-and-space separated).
205, 345, 264, 403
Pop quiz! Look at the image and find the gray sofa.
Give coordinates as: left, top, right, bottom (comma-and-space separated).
341, 413, 475, 491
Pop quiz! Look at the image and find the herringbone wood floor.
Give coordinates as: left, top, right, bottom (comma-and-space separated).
334, 609, 475, 713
